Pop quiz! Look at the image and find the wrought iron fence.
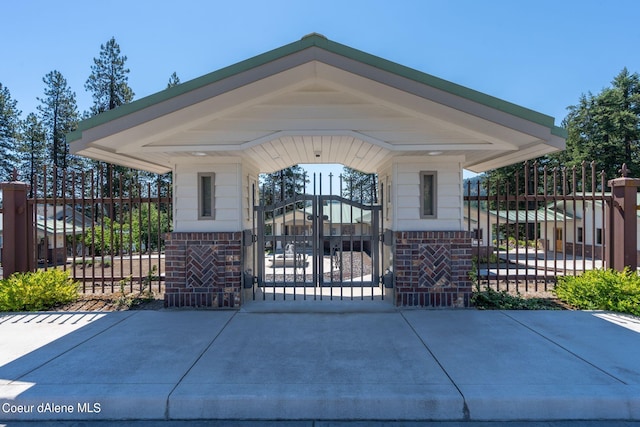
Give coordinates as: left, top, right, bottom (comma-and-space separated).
464, 162, 613, 294
28, 166, 172, 294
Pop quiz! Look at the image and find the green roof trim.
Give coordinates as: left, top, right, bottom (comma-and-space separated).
69, 34, 565, 142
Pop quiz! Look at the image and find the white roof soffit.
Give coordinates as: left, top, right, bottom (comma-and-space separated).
69, 35, 566, 174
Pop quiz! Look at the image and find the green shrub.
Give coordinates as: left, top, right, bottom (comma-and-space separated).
0, 270, 79, 312
554, 268, 640, 316
471, 286, 561, 310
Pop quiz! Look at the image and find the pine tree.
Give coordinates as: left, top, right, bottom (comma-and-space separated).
37, 71, 79, 174
18, 113, 46, 196
560, 68, 640, 180
260, 165, 308, 210
0, 83, 21, 180
85, 37, 136, 200
167, 72, 180, 88
341, 167, 378, 204
85, 37, 134, 115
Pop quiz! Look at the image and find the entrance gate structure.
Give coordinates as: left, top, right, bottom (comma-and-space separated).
67, 34, 568, 308
250, 176, 384, 301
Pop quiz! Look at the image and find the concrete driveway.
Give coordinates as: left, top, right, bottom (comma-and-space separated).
0, 308, 639, 422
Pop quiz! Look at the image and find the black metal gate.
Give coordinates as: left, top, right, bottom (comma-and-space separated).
249, 177, 383, 301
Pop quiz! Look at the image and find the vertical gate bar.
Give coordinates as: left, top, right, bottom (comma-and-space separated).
504, 178, 511, 289
293, 191, 298, 300
107, 167, 114, 292
561, 167, 568, 290
498, 176, 505, 290
61, 168, 68, 272
156, 178, 162, 292
302, 175, 307, 300
32, 169, 39, 274
562, 165, 576, 276
378, 178, 383, 301
91, 167, 97, 292
551, 167, 564, 284
42, 166, 48, 271
571, 165, 578, 277
551, 167, 559, 292
565, 164, 587, 276
331, 178, 336, 300
522, 162, 530, 291
53, 167, 58, 273
137, 183, 143, 292
531, 162, 538, 291
316, 174, 323, 299
486, 177, 494, 289
514, 170, 521, 291
600, 169, 607, 270
71, 170, 77, 280
525, 163, 532, 292
312, 174, 317, 299
270, 179, 276, 300
589, 162, 596, 274
147, 182, 152, 294
582, 161, 596, 273
80, 170, 87, 292
476, 178, 482, 288
544, 167, 550, 290
256, 184, 265, 300
251, 183, 256, 300
100, 166, 106, 293
119, 175, 125, 290
127, 176, 134, 292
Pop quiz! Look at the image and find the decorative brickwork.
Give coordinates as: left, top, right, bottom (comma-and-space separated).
394, 231, 473, 308
164, 232, 242, 308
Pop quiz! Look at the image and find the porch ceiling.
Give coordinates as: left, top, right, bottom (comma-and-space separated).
69, 35, 565, 174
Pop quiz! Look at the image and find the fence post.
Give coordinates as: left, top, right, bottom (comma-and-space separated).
607, 164, 640, 272
1, 176, 33, 277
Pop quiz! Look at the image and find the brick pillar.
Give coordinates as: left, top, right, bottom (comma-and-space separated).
394, 231, 473, 307
607, 166, 640, 271
164, 232, 242, 308
1, 180, 34, 277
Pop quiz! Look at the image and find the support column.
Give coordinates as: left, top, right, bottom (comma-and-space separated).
164, 232, 242, 308
1, 179, 34, 277
607, 165, 640, 271
394, 231, 473, 307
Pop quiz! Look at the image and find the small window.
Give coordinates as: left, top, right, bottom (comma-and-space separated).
577, 227, 583, 243
198, 173, 215, 220
420, 171, 437, 218
596, 228, 602, 245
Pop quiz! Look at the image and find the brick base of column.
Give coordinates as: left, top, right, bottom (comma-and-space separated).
164, 232, 242, 308
394, 231, 473, 308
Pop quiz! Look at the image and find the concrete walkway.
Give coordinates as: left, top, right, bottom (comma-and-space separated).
0, 308, 639, 422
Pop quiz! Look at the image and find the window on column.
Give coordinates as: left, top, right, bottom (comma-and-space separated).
198, 172, 215, 220
420, 171, 437, 219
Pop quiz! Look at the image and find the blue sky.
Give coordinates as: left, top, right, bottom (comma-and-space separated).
2, 0, 640, 181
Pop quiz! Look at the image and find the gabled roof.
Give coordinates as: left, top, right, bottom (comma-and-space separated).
278, 200, 372, 224
69, 34, 566, 174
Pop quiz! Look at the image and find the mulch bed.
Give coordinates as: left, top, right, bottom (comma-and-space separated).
49, 291, 165, 312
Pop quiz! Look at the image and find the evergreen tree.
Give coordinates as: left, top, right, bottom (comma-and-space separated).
167, 72, 180, 88
37, 70, 79, 173
485, 68, 640, 193
0, 83, 21, 180
85, 37, 134, 114
85, 37, 136, 200
260, 165, 308, 207
18, 113, 46, 196
134, 71, 182, 197
341, 167, 378, 204
559, 68, 640, 180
